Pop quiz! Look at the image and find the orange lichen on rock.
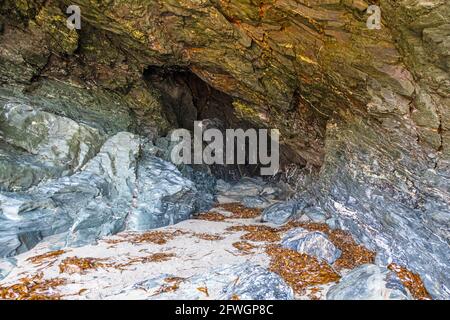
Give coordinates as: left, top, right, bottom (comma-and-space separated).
59, 257, 106, 274
227, 225, 280, 242
27, 250, 66, 265
216, 203, 262, 219
388, 263, 432, 300
0, 273, 66, 300
266, 245, 340, 294
232, 241, 257, 254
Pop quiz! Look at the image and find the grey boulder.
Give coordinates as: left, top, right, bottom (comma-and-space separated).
302, 206, 329, 223
221, 264, 294, 300
327, 264, 412, 300
127, 151, 213, 231
0, 132, 139, 255
0, 131, 211, 256
281, 228, 341, 264
242, 195, 272, 209
215, 177, 284, 208
0, 140, 65, 192
261, 201, 299, 225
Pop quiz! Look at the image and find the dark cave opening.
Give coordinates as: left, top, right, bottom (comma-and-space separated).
143, 66, 254, 131
143, 66, 280, 181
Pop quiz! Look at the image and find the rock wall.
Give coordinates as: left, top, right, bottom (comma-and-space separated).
0, 0, 448, 298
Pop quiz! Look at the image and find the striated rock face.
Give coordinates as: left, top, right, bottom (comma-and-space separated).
0, 0, 449, 299
262, 201, 300, 225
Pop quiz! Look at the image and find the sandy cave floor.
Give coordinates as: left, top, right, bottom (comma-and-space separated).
0, 203, 428, 300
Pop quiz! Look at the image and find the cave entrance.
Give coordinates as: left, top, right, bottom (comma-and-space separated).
143, 66, 252, 131
143, 66, 273, 181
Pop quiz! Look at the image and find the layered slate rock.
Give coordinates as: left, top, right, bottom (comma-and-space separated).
317, 115, 450, 299
281, 228, 341, 264
262, 201, 300, 225
0, 132, 139, 256
0, 140, 64, 192
127, 152, 212, 231
0, 129, 213, 257
327, 264, 411, 300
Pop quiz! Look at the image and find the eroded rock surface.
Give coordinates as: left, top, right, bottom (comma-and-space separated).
262, 201, 300, 225
0, 119, 213, 256
281, 228, 341, 264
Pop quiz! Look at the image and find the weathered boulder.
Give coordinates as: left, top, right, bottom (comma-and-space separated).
0, 84, 141, 191
241, 196, 272, 209
281, 228, 341, 264
302, 206, 329, 223
127, 151, 213, 231
261, 201, 300, 225
220, 264, 294, 300
215, 177, 284, 208
62, 132, 141, 246
0, 140, 64, 191
0, 131, 212, 256
327, 264, 411, 300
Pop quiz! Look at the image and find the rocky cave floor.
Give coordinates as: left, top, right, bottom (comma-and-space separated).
0, 96, 424, 301
0, 90, 438, 301
0, 187, 430, 300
